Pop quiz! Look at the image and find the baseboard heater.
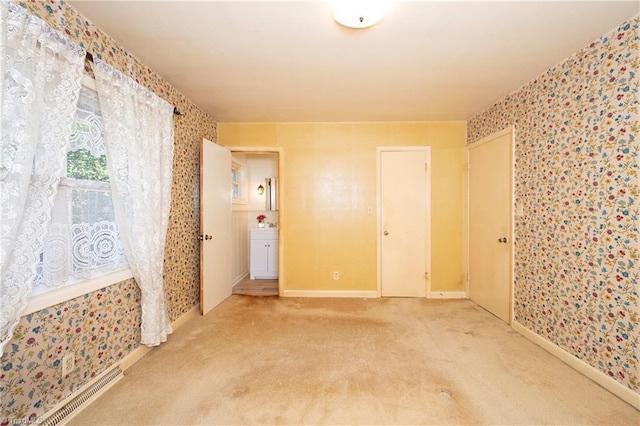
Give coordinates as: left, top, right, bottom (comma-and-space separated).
40, 364, 124, 426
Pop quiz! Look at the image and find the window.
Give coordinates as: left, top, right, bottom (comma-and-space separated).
231, 160, 246, 204
30, 78, 129, 298
231, 163, 240, 200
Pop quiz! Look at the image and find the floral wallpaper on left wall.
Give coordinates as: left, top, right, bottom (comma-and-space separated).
1, 280, 141, 423
1, 1, 215, 422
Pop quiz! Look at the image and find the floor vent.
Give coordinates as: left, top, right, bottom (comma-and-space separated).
41, 365, 123, 426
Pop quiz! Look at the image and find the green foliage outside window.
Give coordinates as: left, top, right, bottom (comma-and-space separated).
67, 149, 109, 181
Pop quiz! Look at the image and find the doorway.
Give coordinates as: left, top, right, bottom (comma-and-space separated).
377, 147, 431, 297
229, 147, 283, 297
468, 127, 513, 323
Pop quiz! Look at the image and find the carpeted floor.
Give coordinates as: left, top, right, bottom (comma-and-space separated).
70, 296, 639, 425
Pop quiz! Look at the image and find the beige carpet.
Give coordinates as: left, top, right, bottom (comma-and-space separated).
70, 296, 639, 425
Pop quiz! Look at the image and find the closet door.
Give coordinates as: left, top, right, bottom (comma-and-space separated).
468, 129, 513, 323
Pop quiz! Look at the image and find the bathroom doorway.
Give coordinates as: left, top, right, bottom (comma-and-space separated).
229, 148, 282, 296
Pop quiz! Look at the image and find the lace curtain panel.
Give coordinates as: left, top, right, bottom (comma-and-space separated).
0, 1, 85, 356
92, 58, 175, 346
33, 86, 128, 293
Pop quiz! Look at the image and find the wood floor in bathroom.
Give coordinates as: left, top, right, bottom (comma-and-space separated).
232, 275, 278, 297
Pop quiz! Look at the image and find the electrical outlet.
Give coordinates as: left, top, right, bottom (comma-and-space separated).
333, 271, 339, 280
62, 354, 75, 376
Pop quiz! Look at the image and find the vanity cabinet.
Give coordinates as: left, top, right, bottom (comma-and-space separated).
250, 229, 278, 279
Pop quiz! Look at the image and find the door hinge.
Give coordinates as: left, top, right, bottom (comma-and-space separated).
425, 163, 428, 172
424, 272, 429, 280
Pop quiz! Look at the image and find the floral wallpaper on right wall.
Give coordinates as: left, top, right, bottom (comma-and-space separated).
468, 16, 639, 393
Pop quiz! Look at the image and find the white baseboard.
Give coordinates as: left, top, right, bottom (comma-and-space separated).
121, 305, 198, 371
512, 321, 640, 410
172, 305, 200, 329
119, 345, 152, 372
282, 290, 468, 299
232, 272, 249, 287
41, 305, 199, 424
427, 291, 467, 299
283, 290, 378, 298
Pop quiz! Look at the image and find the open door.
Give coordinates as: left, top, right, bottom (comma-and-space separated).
200, 138, 232, 315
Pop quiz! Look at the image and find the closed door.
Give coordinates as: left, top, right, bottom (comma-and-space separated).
468, 129, 512, 323
200, 138, 232, 315
379, 148, 430, 297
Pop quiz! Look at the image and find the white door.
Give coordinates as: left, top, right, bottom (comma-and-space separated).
379, 148, 430, 297
200, 138, 232, 315
468, 129, 512, 323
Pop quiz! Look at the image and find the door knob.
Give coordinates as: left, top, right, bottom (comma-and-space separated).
383, 231, 389, 236
498, 237, 507, 243
199, 234, 212, 241
199, 235, 204, 241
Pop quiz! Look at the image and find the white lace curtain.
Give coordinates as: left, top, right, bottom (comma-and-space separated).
92, 58, 175, 346
0, 1, 85, 356
33, 85, 128, 292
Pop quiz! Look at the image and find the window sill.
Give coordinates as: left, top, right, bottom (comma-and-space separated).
23, 269, 134, 316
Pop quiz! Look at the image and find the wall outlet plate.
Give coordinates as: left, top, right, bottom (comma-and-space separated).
62, 354, 75, 376
333, 271, 339, 280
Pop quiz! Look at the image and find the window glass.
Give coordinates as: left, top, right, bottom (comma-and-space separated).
231, 163, 242, 201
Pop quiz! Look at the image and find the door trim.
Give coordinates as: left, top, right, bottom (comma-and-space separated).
376, 146, 432, 297
227, 146, 284, 297
466, 126, 515, 323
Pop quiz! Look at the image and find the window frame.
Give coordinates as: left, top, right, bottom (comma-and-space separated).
231, 159, 247, 205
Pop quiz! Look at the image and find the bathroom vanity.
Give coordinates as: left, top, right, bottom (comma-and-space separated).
250, 228, 279, 279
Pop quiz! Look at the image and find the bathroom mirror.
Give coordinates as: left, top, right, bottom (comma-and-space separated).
265, 177, 278, 211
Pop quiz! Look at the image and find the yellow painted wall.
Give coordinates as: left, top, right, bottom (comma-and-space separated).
219, 122, 467, 293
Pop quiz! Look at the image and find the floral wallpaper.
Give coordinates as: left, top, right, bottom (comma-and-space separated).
1, 280, 141, 423
1, 0, 215, 422
468, 17, 639, 393
2, 2, 637, 423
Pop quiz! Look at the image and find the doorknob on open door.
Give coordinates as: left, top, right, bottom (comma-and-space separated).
383, 231, 389, 236
498, 237, 508, 243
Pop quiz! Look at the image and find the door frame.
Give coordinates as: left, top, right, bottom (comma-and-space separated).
376, 146, 432, 297
466, 126, 515, 323
228, 146, 284, 296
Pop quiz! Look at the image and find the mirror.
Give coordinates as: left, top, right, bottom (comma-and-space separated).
265, 177, 278, 211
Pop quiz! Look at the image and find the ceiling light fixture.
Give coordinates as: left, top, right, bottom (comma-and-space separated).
333, 0, 393, 29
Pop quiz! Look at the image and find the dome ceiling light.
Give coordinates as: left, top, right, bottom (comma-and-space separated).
332, 1, 394, 29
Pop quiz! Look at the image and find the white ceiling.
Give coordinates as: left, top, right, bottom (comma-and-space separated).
68, 1, 639, 122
